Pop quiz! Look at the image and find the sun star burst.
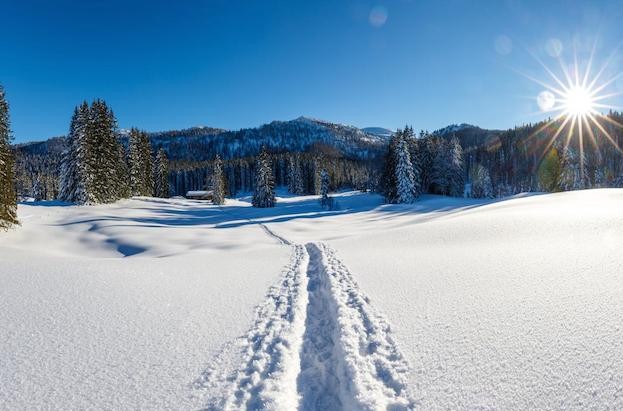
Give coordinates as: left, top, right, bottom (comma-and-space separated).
520, 40, 623, 179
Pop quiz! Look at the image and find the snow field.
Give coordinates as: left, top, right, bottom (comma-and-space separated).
3, 189, 623, 410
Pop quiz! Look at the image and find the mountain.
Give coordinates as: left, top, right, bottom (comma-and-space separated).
15, 117, 388, 161
362, 127, 394, 139
432, 123, 503, 148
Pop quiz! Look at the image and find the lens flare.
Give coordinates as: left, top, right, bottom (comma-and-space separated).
518, 38, 623, 181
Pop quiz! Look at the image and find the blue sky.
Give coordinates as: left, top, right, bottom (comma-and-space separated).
3, 0, 623, 143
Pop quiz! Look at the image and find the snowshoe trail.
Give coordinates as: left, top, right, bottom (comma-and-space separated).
199, 241, 415, 410
198, 244, 309, 410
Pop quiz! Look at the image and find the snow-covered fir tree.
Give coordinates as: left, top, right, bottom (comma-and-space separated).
395, 131, 417, 203
59, 100, 128, 204
430, 138, 451, 195
252, 147, 276, 208
154, 148, 170, 198
211, 154, 225, 205
0, 85, 18, 229
560, 146, 587, 191
313, 157, 322, 195
59, 103, 89, 203
381, 132, 400, 202
470, 164, 493, 198
448, 137, 465, 197
319, 168, 332, 209
128, 128, 154, 196
115, 143, 131, 199
287, 153, 304, 195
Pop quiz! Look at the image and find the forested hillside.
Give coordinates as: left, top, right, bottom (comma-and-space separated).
12, 112, 623, 200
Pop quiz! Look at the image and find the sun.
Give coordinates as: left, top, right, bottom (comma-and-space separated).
517, 38, 623, 181
563, 85, 595, 117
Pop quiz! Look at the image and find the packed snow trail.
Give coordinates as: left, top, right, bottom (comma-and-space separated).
299, 243, 415, 411
199, 240, 415, 410
197, 244, 309, 410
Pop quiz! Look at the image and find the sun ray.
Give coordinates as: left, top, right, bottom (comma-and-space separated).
586, 113, 623, 155
528, 49, 570, 92
521, 38, 623, 169
581, 38, 598, 89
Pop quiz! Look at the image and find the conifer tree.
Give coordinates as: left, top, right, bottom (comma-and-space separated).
287, 153, 304, 195
395, 132, 417, 203
430, 138, 452, 195
448, 137, 465, 197
252, 147, 276, 208
59, 102, 89, 203
211, 154, 225, 205
154, 148, 170, 198
319, 169, 332, 209
313, 157, 322, 195
381, 130, 401, 203
128, 129, 154, 196
115, 144, 131, 199
0, 85, 18, 229
470, 164, 493, 198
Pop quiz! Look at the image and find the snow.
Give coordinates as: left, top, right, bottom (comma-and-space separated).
2, 189, 623, 409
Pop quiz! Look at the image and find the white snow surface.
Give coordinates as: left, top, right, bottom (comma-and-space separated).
2, 189, 623, 410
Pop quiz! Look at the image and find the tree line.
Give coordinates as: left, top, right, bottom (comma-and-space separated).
4, 87, 623, 227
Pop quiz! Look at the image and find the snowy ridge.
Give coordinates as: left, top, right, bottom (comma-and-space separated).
199, 244, 310, 410
198, 240, 415, 410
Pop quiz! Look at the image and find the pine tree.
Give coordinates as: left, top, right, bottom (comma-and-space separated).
252, 147, 276, 208
59, 102, 89, 203
470, 164, 493, 198
128, 128, 143, 196
313, 157, 322, 195
140, 131, 154, 197
560, 146, 587, 191
211, 154, 225, 205
448, 137, 465, 197
128, 128, 154, 197
319, 169, 332, 209
395, 132, 417, 203
115, 143, 131, 199
430, 138, 451, 195
381, 131, 401, 203
0, 85, 18, 229
154, 148, 170, 198
287, 153, 304, 195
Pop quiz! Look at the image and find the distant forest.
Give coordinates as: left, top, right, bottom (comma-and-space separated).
11, 110, 623, 202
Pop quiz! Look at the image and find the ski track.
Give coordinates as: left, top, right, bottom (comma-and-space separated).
198, 237, 415, 410
198, 243, 309, 410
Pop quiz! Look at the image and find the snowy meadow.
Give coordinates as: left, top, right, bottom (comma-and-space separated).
2, 189, 623, 409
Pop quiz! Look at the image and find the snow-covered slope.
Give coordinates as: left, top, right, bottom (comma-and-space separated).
361, 127, 394, 139
2, 189, 623, 409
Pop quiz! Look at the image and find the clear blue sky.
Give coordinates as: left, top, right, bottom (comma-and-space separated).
3, 0, 623, 143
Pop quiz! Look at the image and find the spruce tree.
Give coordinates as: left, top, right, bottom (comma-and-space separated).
470, 164, 493, 198
381, 130, 401, 203
59, 102, 89, 203
115, 143, 131, 199
140, 131, 154, 196
154, 148, 170, 198
319, 169, 332, 209
430, 138, 451, 195
211, 154, 225, 205
128, 128, 143, 196
252, 147, 276, 208
395, 132, 417, 203
0, 85, 18, 229
448, 137, 465, 197
128, 128, 154, 197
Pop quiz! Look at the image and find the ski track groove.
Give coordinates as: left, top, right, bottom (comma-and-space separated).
198, 229, 415, 410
